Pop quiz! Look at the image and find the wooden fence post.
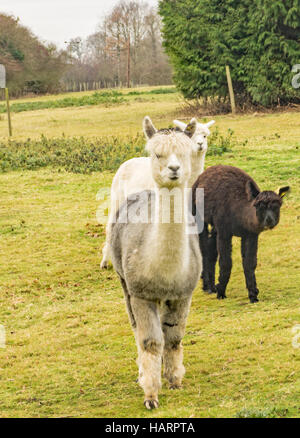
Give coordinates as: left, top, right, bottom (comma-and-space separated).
225, 65, 236, 115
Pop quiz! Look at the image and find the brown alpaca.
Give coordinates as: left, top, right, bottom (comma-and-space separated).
192, 165, 290, 303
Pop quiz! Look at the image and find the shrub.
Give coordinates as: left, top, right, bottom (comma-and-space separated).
207, 127, 234, 156
0, 127, 233, 174
0, 135, 145, 173
159, 0, 300, 107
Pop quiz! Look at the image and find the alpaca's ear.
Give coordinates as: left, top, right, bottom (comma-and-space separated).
246, 180, 260, 201
184, 119, 197, 138
206, 120, 215, 128
143, 116, 157, 139
173, 119, 187, 131
278, 186, 290, 198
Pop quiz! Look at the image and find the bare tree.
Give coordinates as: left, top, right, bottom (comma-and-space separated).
62, 0, 172, 90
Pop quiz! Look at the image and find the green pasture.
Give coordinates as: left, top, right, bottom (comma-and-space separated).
0, 87, 299, 417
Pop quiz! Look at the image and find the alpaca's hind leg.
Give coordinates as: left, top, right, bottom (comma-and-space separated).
207, 230, 218, 293
130, 296, 163, 409
100, 242, 110, 269
101, 191, 120, 269
216, 234, 232, 299
119, 279, 142, 383
160, 297, 192, 389
199, 224, 210, 292
120, 277, 136, 329
100, 220, 112, 269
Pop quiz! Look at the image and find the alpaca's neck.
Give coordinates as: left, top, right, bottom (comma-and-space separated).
146, 185, 189, 278
189, 151, 206, 185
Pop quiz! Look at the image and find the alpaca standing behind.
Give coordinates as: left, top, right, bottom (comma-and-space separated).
173, 118, 215, 176
100, 118, 214, 269
110, 117, 202, 409
192, 165, 290, 303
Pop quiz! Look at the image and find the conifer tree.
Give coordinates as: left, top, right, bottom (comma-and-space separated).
159, 0, 300, 106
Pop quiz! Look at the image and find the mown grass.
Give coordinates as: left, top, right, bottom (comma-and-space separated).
0, 87, 299, 418
0, 87, 176, 114
0, 88, 180, 141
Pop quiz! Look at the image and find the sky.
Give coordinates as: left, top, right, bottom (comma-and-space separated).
0, 0, 159, 49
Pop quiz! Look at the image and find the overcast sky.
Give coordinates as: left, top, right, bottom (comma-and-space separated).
0, 0, 159, 48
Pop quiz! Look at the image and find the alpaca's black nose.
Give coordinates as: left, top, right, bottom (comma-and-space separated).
168, 164, 180, 172
265, 215, 275, 228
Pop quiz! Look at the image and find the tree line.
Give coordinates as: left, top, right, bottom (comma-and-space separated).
63, 1, 172, 90
0, 1, 172, 97
159, 0, 300, 107
0, 13, 65, 96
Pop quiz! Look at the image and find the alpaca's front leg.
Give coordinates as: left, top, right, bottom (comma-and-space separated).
161, 297, 192, 389
216, 234, 232, 299
207, 230, 218, 293
131, 296, 163, 409
199, 224, 211, 292
241, 235, 259, 303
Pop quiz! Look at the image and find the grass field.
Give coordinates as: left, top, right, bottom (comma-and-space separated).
0, 87, 299, 418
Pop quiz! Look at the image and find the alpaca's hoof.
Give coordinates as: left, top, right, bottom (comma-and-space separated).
164, 373, 183, 389
203, 282, 216, 294
249, 288, 259, 303
216, 284, 226, 299
144, 399, 159, 410
217, 294, 227, 300
100, 260, 109, 269
217, 291, 227, 299
169, 383, 182, 390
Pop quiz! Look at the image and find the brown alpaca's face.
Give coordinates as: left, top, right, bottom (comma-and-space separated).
246, 182, 290, 231
254, 192, 282, 230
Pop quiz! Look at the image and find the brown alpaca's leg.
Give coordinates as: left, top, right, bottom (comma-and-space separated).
207, 229, 218, 293
216, 234, 232, 299
199, 224, 210, 292
241, 235, 259, 303
130, 296, 163, 409
160, 297, 192, 389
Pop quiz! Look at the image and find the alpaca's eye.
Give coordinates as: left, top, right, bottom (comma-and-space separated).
155, 153, 161, 159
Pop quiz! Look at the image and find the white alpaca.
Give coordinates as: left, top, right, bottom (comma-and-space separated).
173, 118, 215, 176
100, 118, 215, 269
109, 116, 202, 409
